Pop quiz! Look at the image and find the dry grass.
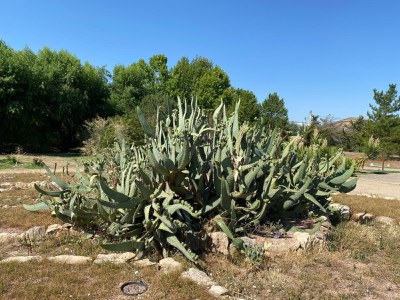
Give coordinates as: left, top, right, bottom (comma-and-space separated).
0, 173, 49, 183
203, 221, 400, 299
333, 194, 400, 221
0, 207, 61, 230
0, 261, 213, 300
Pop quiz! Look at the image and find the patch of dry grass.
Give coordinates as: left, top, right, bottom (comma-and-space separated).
0, 261, 213, 300
0, 207, 61, 230
0, 173, 49, 183
35, 230, 104, 257
202, 220, 400, 300
333, 194, 400, 221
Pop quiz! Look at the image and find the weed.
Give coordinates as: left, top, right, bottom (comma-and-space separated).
243, 243, 264, 265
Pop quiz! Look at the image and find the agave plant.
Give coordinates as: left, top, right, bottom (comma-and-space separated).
25, 98, 358, 261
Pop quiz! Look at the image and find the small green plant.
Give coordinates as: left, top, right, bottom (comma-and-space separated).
32, 158, 45, 167
0, 155, 20, 169
243, 243, 264, 265
6, 155, 19, 165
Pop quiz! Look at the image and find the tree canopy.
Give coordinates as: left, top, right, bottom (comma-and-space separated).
365, 84, 400, 155
0, 42, 110, 151
260, 92, 288, 129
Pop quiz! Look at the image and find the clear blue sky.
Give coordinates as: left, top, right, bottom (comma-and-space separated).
1, 0, 399, 122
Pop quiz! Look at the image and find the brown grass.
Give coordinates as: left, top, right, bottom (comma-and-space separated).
203, 221, 400, 299
0, 261, 213, 300
0, 173, 49, 183
333, 194, 400, 221
0, 207, 61, 230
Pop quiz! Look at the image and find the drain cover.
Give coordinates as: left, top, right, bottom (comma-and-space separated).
120, 281, 148, 296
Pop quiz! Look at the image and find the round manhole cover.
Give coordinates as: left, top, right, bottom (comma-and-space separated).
120, 281, 148, 296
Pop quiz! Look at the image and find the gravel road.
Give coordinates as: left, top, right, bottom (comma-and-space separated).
350, 173, 400, 200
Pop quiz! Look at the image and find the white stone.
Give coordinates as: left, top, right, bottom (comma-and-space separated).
133, 258, 157, 267
264, 237, 300, 254
181, 268, 217, 287
375, 216, 397, 226
93, 252, 136, 264
292, 232, 311, 249
209, 232, 229, 255
352, 212, 374, 223
329, 203, 351, 220
158, 257, 182, 273
209, 285, 229, 297
0, 256, 42, 263
22, 226, 46, 241
47, 255, 91, 264
62, 223, 73, 229
240, 236, 258, 247
46, 224, 64, 235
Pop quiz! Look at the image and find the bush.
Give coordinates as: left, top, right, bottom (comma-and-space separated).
83, 114, 144, 155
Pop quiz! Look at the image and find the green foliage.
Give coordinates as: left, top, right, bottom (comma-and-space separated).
83, 114, 145, 155
167, 57, 230, 109
0, 41, 110, 151
243, 243, 264, 265
222, 88, 261, 123
28, 99, 357, 261
365, 84, 400, 155
362, 136, 381, 160
260, 93, 289, 129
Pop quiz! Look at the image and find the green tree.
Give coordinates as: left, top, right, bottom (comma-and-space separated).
149, 54, 169, 92
110, 59, 153, 113
260, 92, 289, 129
366, 84, 400, 156
222, 88, 260, 123
167, 56, 230, 108
0, 41, 110, 151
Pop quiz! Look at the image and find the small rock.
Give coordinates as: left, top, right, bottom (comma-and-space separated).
181, 268, 217, 287
1, 256, 42, 263
158, 257, 183, 273
240, 236, 258, 247
0, 233, 20, 244
292, 232, 310, 249
14, 182, 28, 190
209, 285, 229, 297
46, 224, 64, 235
264, 237, 300, 254
320, 221, 332, 231
353, 212, 374, 224
329, 203, 351, 221
47, 255, 91, 264
133, 258, 156, 267
375, 216, 397, 226
28, 181, 47, 188
94, 252, 136, 264
0, 182, 12, 189
209, 232, 229, 255
21, 226, 46, 241
62, 223, 73, 229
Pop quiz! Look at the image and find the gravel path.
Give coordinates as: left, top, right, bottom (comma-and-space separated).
350, 173, 400, 200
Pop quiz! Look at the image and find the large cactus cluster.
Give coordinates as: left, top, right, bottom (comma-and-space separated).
26, 98, 357, 261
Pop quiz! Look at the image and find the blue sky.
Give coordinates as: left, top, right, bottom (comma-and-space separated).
1, 0, 399, 122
